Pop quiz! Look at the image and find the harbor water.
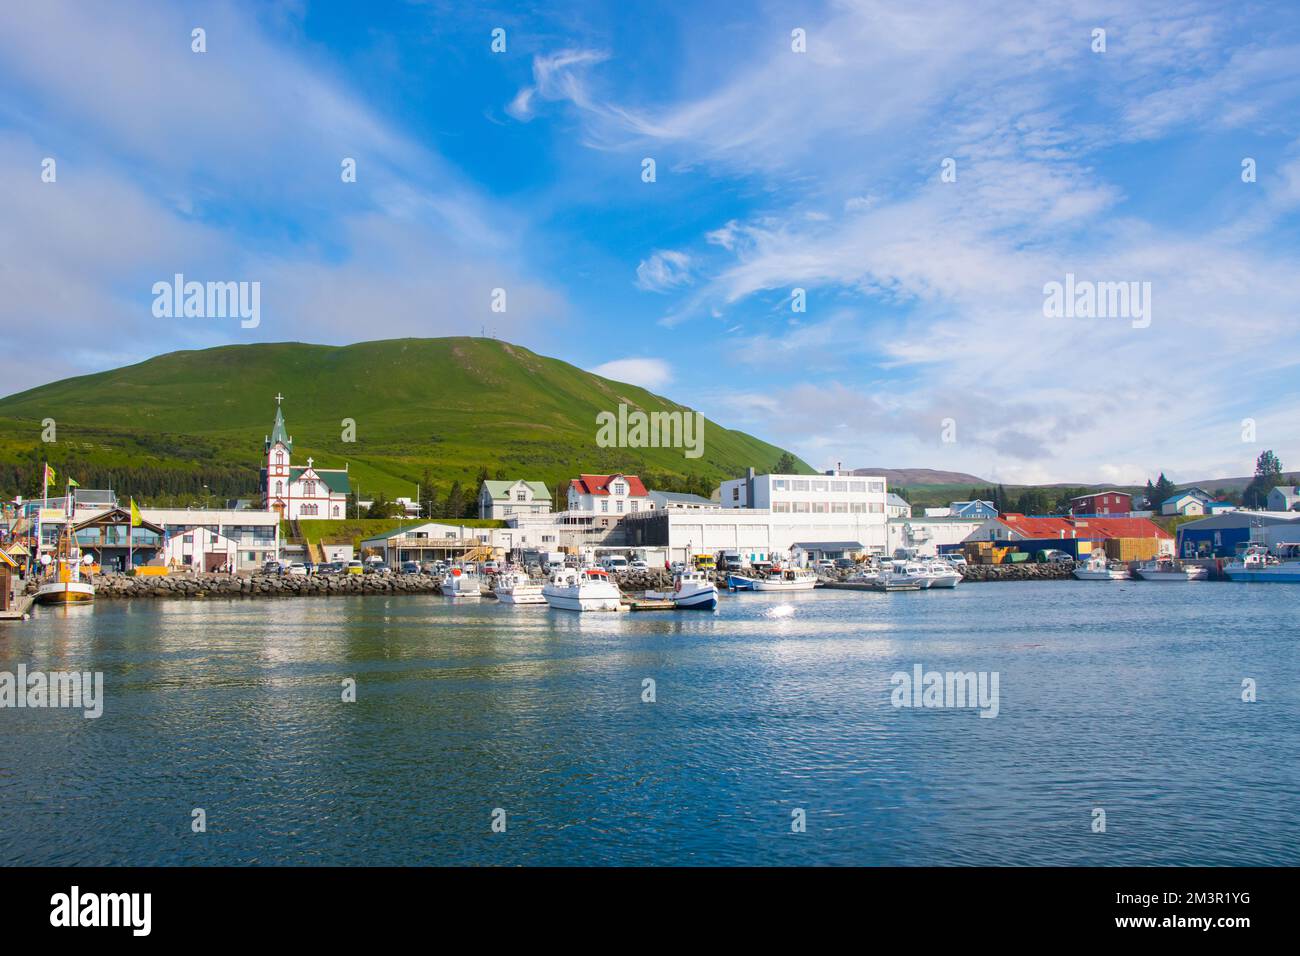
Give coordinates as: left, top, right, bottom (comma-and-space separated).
1, 581, 1296, 866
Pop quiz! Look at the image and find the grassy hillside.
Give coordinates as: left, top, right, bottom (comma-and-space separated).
0, 337, 808, 503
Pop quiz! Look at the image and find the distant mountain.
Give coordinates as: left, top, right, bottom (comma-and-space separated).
0, 337, 809, 502
852, 467, 991, 487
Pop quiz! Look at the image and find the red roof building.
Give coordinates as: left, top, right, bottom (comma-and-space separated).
983, 513, 1171, 542
566, 474, 651, 519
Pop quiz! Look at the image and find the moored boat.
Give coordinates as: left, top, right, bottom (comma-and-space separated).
440, 566, 483, 597
34, 503, 95, 606
1223, 544, 1300, 582
920, 559, 962, 589
726, 573, 758, 591
1134, 557, 1209, 582
752, 567, 818, 591
645, 569, 718, 610
495, 569, 547, 604
1072, 552, 1130, 580
543, 566, 623, 611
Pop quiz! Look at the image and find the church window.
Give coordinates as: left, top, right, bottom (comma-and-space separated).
275, 481, 283, 495
276, 452, 284, 465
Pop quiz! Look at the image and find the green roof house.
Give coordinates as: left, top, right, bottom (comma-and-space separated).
479, 479, 552, 520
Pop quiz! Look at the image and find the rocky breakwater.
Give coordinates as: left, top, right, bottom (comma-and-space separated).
73, 571, 445, 599
959, 562, 1075, 582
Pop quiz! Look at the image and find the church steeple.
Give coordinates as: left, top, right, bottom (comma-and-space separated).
265, 393, 292, 453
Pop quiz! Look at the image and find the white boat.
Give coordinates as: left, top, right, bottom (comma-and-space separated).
920, 559, 962, 589
1134, 557, 1209, 582
1223, 544, 1300, 583
845, 566, 882, 585
543, 566, 623, 611
645, 569, 718, 610
752, 567, 818, 591
440, 566, 483, 597
876, 560, 932, 589
494, 570, 547, 604
1072, 552, 1130, 580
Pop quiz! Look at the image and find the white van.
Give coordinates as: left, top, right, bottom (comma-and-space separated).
601, 555, 629, 572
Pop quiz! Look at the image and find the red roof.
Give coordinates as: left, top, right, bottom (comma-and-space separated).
569, 474, 648, 497
997, 513, 1170, 539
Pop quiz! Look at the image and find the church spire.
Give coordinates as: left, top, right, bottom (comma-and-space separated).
266, 394, 293, 453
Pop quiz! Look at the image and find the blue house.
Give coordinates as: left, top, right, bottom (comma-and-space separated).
949, 500, 998, 519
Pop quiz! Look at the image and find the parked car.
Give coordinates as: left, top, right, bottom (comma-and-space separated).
420, 561, 440, 575
1038, 549, 1072, 564
400, 561, 420, 574
815, 559, 836, 570
483, 560, 499, 573
345, 560, 365, 575
317, 562, 342, 575
834, 558, 856, 570
262, 560, 284, 575
629, 559, 649, 572
940, 554, 968, 568
284, 562, 308, 576
670, 561, 686, 574
365, 562, 391, 574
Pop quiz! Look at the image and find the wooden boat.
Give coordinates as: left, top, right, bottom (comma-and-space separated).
35, 517, 94, 606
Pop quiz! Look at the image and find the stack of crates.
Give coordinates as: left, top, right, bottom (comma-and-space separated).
1104, 537, 1161, 562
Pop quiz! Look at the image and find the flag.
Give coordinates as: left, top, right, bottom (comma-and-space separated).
130, 498, 142, 527
67, 477, 80, 488
44, 464, 56, 488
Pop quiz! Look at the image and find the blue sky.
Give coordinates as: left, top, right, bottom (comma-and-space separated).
2, 0, 1299, 483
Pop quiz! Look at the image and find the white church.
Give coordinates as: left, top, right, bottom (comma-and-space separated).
262, 394, 351, 520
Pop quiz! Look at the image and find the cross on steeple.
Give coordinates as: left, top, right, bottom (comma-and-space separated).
275, 393, 284, 405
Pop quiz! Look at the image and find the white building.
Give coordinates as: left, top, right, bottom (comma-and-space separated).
142, 507, 283, 570
888, 516, 987, 557
1266, 486, 1300, 511
479, 480, 553, 519
719, 468, 889, 517
623, 506, 890, 563
886, 493, 912, 518
648, 490, 714, 511
567, 474, 651, 516
263, 395, 351, 520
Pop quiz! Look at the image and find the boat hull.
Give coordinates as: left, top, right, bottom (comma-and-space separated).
497, 587, 546, 604
752, 578, 817, 592
726, 574, 757, 591
1223, 567, 1300, 582
1073, 568, 1130, 580
1135, 568, 1209, 582
542, 588, 622, 612
35, 581, 95, 605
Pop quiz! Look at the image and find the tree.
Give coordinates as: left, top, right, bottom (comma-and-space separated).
444, 480, 467, 520
1152, 472, 1177, 504
1244, 450, 1284, 508
773, 452, 799, 474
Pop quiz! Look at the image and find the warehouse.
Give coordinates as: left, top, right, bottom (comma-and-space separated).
1174, 512, 1300, 558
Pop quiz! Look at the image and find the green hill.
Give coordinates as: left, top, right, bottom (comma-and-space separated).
0, 337, 808, 507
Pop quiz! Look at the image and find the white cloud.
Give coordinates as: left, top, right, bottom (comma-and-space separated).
590, 357, 674, 391
634, 250, 692, 292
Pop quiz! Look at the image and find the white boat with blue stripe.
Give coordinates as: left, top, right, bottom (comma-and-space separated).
1224, 544, 1300, 582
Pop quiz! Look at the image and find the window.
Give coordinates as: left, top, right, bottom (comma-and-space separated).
516, 491, 527, 501
505, 506, 513, 516
614, 483, 625, 495
332, 506, 340, 517
274, 481, 283, 495
832, 503, 848, 513
869, 503, 884, 513
812, 502, 827, 513
630, 501, 639, 512
851, 503, 866, 513
616, 500, 624, 513
601, 500, 609, 513
276, 452, 284, 465
832, 481, 847, 492
850, 481, 865, 493
732, 487, 740, 501
773, 479, 787, 490
772, 502, 790, 513
792, 480, 809, 491
794, 502, 810, 513
869, 481, 884, 493
303, 480, 316, 496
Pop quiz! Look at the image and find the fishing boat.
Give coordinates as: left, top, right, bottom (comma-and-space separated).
543, 566, 623, 611
440, 566, 483, 598
494, 569, 546, 604
920, 559, 962, 589
1072, 552, 1130, 580
1223, 544, 1300, 583
752, 567, 818, 591
34, 522, 94, 606
1134, 557, 1209, 582
726, 573, 758, 591
645, 569, 718, 610
875, 560, 932, 589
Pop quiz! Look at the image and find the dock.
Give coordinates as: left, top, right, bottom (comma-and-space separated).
622, 598, 677, 611
0, 593, 36, 620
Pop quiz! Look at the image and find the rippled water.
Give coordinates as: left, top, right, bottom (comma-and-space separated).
1, 581, 1296, 866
